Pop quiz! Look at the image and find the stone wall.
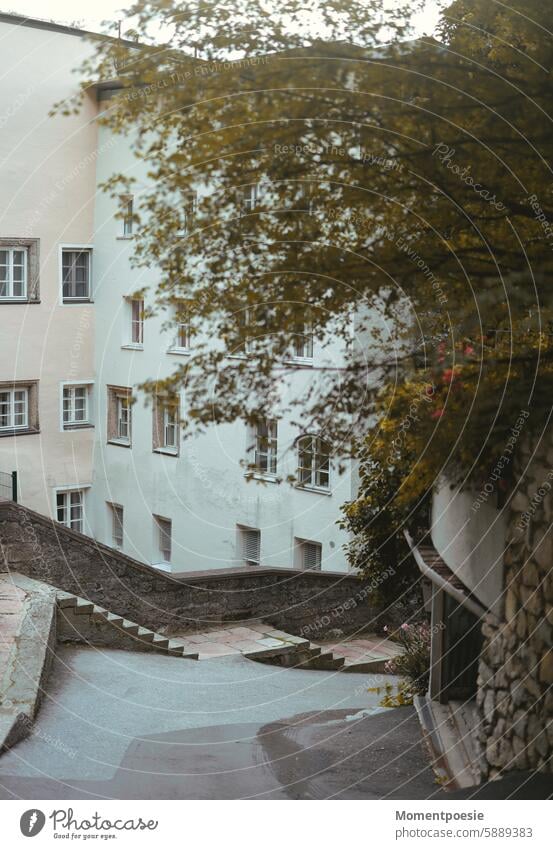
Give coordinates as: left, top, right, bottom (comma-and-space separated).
477, 434, 553, 779
0, 501, 377, 637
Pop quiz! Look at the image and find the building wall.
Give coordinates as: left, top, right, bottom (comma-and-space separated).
432, 482, 507, 616
0, 20, 96, 516
88, 122, 352, 572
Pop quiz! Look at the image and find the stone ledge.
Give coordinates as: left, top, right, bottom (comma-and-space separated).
0, 572, 57, 754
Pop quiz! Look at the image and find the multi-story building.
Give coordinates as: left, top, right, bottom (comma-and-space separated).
0, 13, 352, 573
0, 13, 98, 523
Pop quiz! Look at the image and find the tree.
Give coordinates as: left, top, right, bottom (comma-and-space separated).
60, 0, 553, 548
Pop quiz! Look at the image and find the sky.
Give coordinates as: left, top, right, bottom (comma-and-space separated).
2, 1, 444, 38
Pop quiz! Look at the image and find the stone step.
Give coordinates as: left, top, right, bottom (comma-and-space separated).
73, 599, 95, 615
55, 593, 199, 661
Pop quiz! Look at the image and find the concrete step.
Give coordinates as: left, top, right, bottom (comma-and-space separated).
55, 593, 199, 661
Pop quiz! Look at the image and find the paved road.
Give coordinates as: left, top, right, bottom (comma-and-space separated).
0, 646, 441, 799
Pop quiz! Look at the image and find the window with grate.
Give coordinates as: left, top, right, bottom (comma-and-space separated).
302, 541, 322, 571
240, 527, 260, 565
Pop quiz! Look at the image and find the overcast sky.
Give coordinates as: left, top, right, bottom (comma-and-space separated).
3, 1, 443, 38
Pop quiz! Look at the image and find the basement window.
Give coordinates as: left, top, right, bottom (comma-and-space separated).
239, 526, 261, 565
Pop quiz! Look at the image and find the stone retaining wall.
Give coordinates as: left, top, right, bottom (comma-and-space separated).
477, 434, 553, 779
0, 501, 377, 637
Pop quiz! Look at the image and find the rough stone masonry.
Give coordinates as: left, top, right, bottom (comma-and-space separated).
0, 501, 377, 637
477, 432, 553, 779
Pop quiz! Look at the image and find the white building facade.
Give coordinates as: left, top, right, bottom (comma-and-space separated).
0, 14, 352, 573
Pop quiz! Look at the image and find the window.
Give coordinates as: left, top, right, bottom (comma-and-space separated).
239, 526, 261, 565
56, 489, 85, 533
155, 516, 172, 563
182, 193, 197, 234
0, 382, 38, 435
107, 386, 132, 446
171, 304, 191, 351
109, 503, 124, 548
251, 419, 278, 475
62, 249, 91, 302
0, 239, 39, 301
297, 540, 322, 571
0, 247, 27, 299
62, 385, 90, 428
0, 388, 28, 430
153, 394, 179, 453
243, 183, 261, 213
131, 298, 144, 344
123, 196, 134, 236
291, 323, 313, 360
297, 435, 331, 489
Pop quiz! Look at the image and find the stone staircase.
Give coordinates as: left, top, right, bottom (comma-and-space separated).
56, 593, 200, 660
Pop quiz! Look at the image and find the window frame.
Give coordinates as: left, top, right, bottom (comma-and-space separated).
247, 419, 278, 478
61, 382, 93, 430
0, 246, 28, 300
55, 486, 88, 534
0, 387, 28, 431
154, 515, 172, 564
122, 196, 134, 237
0, 381, 39, 437
289, 322, 314, 363
59, 244, 93, 304
108, 502, 124, 548
238, 525, 261, 565
296, 434, 331, 491
107, 386, 132, 447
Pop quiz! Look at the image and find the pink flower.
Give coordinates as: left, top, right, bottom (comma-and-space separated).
464, 345, 474, 356
400, 623, 409, 631
431, 408, 444, 419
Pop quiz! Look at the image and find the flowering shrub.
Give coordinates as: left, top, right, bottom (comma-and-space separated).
384, 621, 431, 696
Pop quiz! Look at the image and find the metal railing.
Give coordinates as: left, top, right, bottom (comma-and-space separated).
0, 470, 17, 502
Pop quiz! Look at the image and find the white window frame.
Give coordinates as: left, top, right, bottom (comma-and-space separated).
0, 387, 29, 431
116, 394, 131, 443
163, 402, 179, 451
123, 196, 134, 237
296, 539, 322, 571
168, 305, 192, 355
0, 246, 27, 300
296, 434, 331, 491
108, 502, 124, 548
59, 244, 93, 304
248, 419, 278, 478
181, 192, 197, 235
121, 297, 144, 349
154, 515, 172, 564
60, 381, 93, 430
290, 322, 314, 363
243, 183, 262, 213
55, 485, 89, 534
238, 525, 261, 565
